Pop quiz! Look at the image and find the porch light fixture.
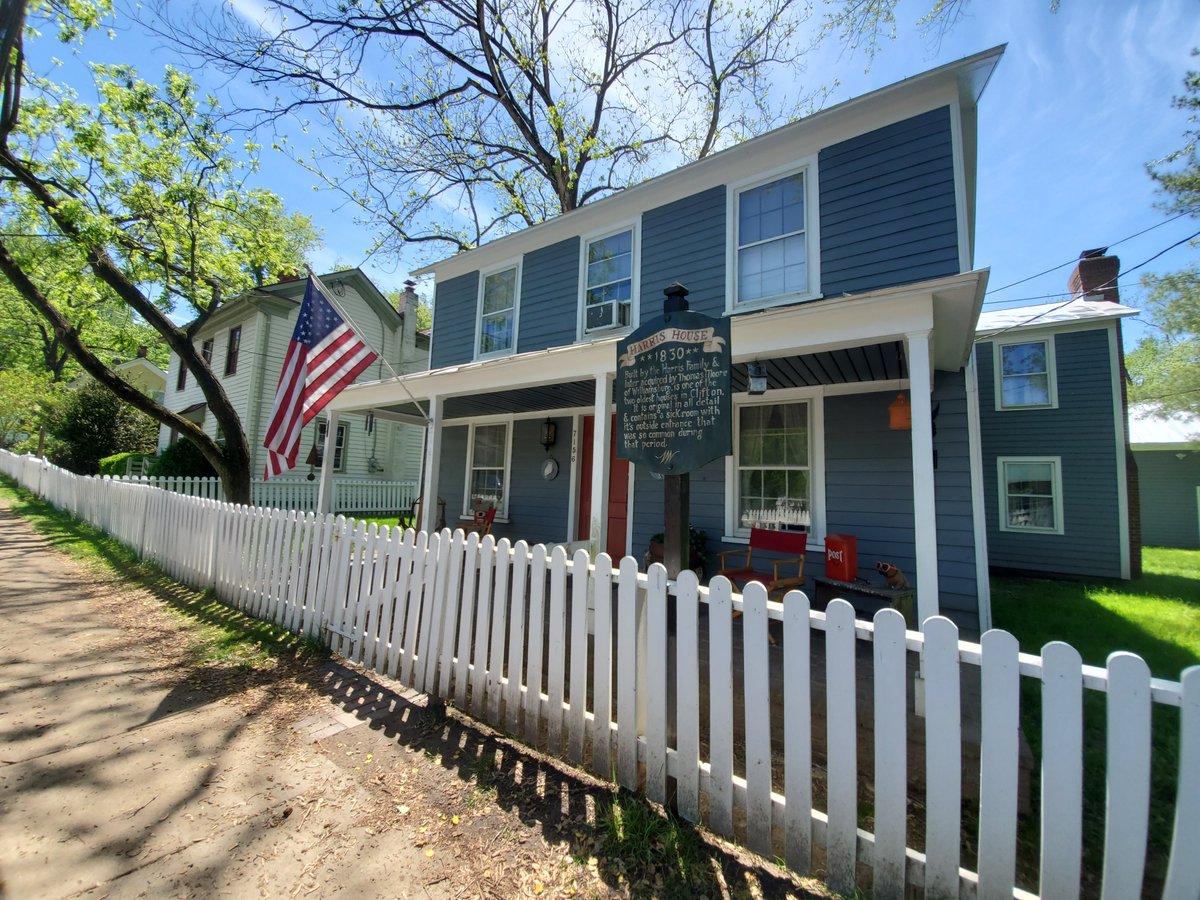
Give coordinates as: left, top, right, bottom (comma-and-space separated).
747, 361, 768, 396
540, 418, 558, 451
888, 392, 912, 430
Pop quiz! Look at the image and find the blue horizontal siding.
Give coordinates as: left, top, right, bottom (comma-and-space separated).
430, 273, 479, 369
519, 238, 580, 354
640, 186, 726, 318
976, 327, 1123, 577
818, 106, 959, 296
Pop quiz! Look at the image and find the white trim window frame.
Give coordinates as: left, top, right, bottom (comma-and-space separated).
475, 261, 521, 360
997, 456, 1063, 535
464, 419, 513, 519
578, 222, 639, 339
726, 158, 822, 313
994, 336, 1057, 410
316, 420, 348, 472
724, 388, 826, 542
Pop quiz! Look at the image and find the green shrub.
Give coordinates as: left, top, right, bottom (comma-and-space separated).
98, 451, 153, 477
147, 437, 218, 478
47, 382, 158, 475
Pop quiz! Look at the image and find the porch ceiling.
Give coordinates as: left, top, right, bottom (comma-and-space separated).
734, 341, 906, 392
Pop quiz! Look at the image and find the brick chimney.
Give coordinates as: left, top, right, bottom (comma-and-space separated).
1067, 247, 1121, 303
1067, 248, 1141, 576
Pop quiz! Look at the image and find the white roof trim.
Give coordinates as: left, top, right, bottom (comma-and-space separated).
975, 299, 1138, 337
1128, 403, 1200, 447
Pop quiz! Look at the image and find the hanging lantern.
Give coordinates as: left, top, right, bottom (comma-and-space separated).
888, 392, 912, 430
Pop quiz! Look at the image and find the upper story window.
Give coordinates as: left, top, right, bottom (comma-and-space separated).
995, 338, 1056, 409
175, 357, 187, 391
730, 163, 819, 311
476, 264, 519, 358
201, 338, 214, 365
225, 326, 242, 376
582, 228, 635, 335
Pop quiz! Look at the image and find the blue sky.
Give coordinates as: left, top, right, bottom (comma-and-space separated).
30, 0, 1200, 344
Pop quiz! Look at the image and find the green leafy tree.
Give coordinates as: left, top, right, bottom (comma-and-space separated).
1129, 55, 1200, 421
45, 380, 158, 474
156, 0, 827, 257
0, 368, 57, 449
0, 1, 319, 502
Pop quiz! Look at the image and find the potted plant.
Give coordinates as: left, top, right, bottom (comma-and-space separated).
645, 526, 707, 580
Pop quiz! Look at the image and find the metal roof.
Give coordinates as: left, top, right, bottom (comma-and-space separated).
975, 299, 1138, 337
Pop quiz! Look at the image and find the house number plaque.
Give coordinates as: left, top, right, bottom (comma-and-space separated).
616, 309, 732, 476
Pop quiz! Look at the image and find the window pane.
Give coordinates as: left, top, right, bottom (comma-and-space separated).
482, 268, 516, 314
737, 402, 809, 532
1001, 342, 1046, 377
480, 311, 512, 354
739, 173, 804, 247
1002, 374, 1049, 406
473, 424, 506, 467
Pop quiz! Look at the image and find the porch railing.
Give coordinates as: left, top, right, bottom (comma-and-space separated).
110, 474, 418, 515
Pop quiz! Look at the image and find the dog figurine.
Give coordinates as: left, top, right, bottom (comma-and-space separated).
876, 561, 911, 591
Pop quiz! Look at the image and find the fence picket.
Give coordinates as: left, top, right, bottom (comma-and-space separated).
706, 576, 734, 837
923, 616, 962, 898
1101, 651, 1151, 900
385, 529, 418, 679
485, 538, 512, 724
616, 556, 639, 791
545, 546, 569, 754
742, 582, 773, 857
644, 564, 668, 806
591, 553, 614, 775
399, 529, 429, 685
567, 549, 590, 764
674, 569, 700, 824
783, 589, 813, 873
413, 530, 445, 692
439, 531, 468, 695
1039, 641, 1083, 900
523, 545, 549, 746
1164, 666, 1200, 899
452, 533, 481, 706
871, 608, 908, 898
468, 536, 496, 716
420, 530, 452, 693
824, 599, 858, 894
977, 629, 1020, 900
506, 542, 530, 735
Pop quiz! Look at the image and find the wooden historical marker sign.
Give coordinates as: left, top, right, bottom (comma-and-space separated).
616, 309, 732, 476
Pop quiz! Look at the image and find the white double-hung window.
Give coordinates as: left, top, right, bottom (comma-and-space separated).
998, 456, 1063, 534
995, 338, 1057, 409
582, 227, 636, 334
465, 421, 511, 517
730, 163, 819, 310
477, 264, 519, 358
734, 400, 811, 534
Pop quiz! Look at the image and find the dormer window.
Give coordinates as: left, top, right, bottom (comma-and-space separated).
476, 263, 519, 358
582, 227, 636, 335
729, 162, 820, 311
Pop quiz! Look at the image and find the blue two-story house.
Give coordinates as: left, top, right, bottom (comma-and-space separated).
327, 47, 1008, 631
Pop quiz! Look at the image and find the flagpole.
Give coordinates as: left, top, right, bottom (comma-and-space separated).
305, 266, 431, 424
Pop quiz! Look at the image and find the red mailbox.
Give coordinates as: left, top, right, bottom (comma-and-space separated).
824, 534, 857, 582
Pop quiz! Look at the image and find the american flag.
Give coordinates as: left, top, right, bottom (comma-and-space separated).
262, 275, 378, 478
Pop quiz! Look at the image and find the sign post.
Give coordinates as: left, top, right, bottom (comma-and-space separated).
616, 283, 732, 578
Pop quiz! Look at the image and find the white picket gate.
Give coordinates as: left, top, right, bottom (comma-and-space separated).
3, 449, 1197, 900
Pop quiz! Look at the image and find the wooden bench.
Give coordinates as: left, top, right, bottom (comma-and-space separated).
718, 527, 807, 599
813, 575, 914, 627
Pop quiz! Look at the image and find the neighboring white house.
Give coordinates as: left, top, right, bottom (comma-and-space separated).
1129, 402, 1200, 549
159, 269, 430, 482
71, 346, 168, 404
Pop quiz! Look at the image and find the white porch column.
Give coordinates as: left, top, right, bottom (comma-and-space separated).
316, 410, 340, 515
906, 330, 940, 628
588, 373, 614, 556
420, 395, 443, 533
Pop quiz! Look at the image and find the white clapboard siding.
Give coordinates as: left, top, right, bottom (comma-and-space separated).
4, 446, 1196, 900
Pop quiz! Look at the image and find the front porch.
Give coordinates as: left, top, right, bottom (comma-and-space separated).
323, 270, 990, 630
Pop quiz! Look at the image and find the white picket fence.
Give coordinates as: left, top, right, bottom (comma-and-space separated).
2, 449, 1197, 900
111, 474, 418, 515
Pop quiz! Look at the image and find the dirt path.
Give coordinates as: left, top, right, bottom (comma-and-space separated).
0, 498, 827, 899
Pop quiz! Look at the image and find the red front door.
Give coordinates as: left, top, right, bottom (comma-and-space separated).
576, 415, 630, 560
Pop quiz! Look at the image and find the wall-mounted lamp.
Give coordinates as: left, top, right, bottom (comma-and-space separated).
540, 418, 558, 451
747, 361, 768, 396
888, 392, 912, 430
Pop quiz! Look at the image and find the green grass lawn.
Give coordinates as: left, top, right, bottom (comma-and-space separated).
990, 547, 1199, 897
